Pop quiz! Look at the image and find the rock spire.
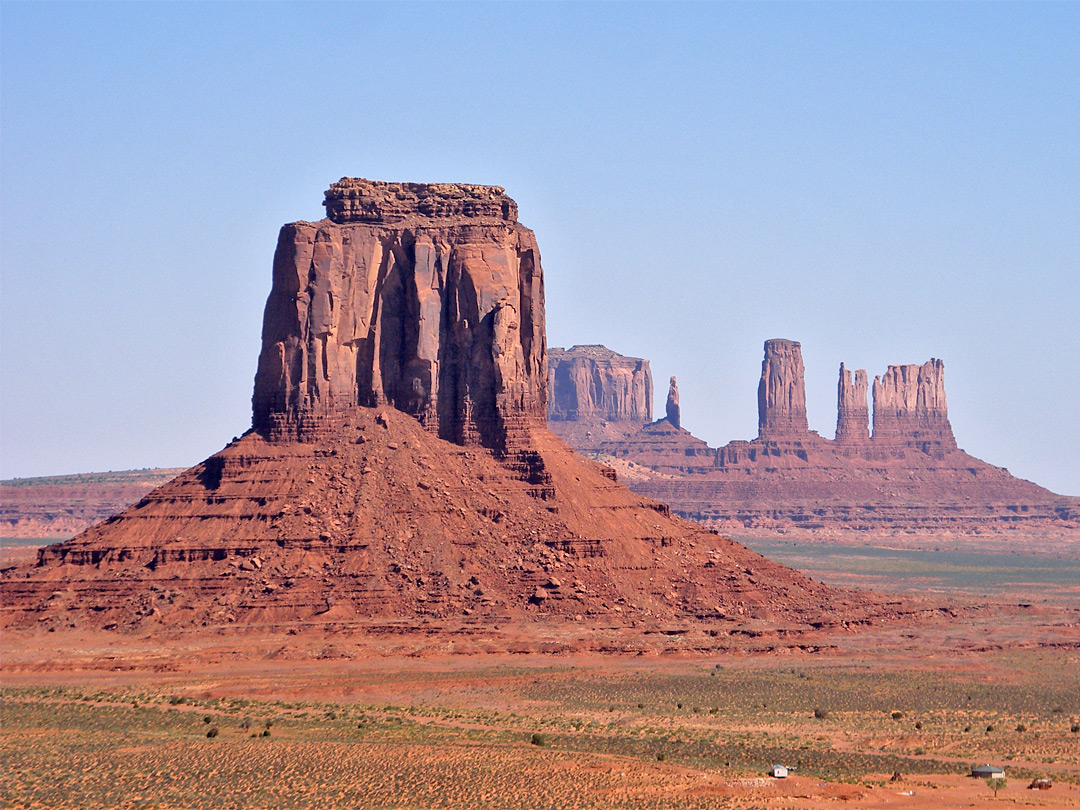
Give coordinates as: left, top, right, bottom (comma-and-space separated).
835, 363, 870, 444
665, 376, 681, 429
757, 339, 810, 440
871, 359, 957, 453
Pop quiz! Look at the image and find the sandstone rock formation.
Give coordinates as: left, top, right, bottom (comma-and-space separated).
253, 178, 545, 453
546, 345, 652, 451
665, 377, 680, 429
871, 360, 957, 454
3, 180, 887, 635
757, 339, 811, 440
835, 363, 870, 445
571, 341, 1079, 535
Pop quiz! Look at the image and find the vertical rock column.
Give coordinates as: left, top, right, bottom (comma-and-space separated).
835, 363, 870, 443
665, 376, 680, 429
757, 339, 810, 440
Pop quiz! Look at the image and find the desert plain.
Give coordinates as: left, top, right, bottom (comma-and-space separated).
3, 529, 1079, 810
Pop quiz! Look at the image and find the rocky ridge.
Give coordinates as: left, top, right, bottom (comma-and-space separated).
0, 469, 186, 539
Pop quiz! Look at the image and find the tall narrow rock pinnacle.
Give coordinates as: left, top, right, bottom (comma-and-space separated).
666, 376, 680, 429
252, 178, 546, 451
835, 363, 870, 444
757, 339, 809, 440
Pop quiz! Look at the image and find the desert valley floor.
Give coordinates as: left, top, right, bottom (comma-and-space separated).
2, 531, 1078, 810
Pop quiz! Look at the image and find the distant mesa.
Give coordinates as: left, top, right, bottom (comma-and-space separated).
546, 345, 654, 451
549, 341, 1079, 534
3, 179, 883, 634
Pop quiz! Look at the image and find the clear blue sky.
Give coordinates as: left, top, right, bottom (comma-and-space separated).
2, 2, 1078, 495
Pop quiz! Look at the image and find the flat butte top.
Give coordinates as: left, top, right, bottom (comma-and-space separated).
323, 177, 519, 225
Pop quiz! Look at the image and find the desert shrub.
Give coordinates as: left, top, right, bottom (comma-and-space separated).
890, 711, 904, 720
656, 752, 666, 761
814, 708, 829, 720
206, 727, 219, 738
676, 702, 683, 709
530, 733, 545, 747
985, 724, 994, 733
914, 721, 923, 730
261, 729, 271, 737
1071, 723, 1079, 734
203, 715, 212, 724
963, 725, 972, 732
1016, 723, 1027, 732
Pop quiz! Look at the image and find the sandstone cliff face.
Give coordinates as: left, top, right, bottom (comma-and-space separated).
757, 339, 810, 439
871, 359, 957, 452
835, 363, 870, 444
665, 376, 680, 429
547, 345, 652, 424
253, 178, 546, 452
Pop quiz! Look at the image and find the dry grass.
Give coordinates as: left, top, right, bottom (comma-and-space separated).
2, 651, 1078, 809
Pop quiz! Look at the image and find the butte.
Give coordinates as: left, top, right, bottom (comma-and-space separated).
1, 179, 893, 636
549, 341, 1080, 534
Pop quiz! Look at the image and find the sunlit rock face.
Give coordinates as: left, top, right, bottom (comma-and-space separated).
757, 338, 810, 440
871, 359, 957, 454
253, 178, 546, 451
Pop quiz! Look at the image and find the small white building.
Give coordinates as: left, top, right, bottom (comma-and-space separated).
971, 764, 1005, 779
769, 764, 789, 778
